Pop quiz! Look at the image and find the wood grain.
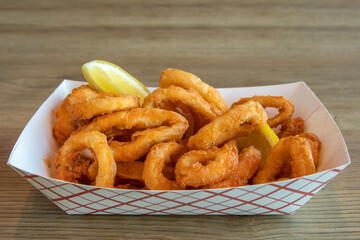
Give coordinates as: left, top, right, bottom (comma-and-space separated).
0, 0, 359, 239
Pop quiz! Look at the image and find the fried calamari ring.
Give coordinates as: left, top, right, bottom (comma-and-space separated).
143, 141, 186, 190
300, 133, 321, 167
56, 153, 92, 184
159, 68, 228, 114
232, 95, 294, 128
188, 100, 268, 150
253, 136, 315, 184
65, 85, 140, 120
175, 140, 239, 188
143, 87, 203, 138
278, 117, 305, 138
277, 132, 321, 179
53, 85, 140, 145
81, 108, 188, 162
143, 85, 222, 121
143, 85, 222, 137
55, 131, 116, 188
203, 146, 261, 189
53, 101, 76, 145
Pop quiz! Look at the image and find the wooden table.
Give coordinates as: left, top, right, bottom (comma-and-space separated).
1, 1, 359, 239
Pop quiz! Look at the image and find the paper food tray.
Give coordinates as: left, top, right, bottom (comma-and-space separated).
7, 80, 350, 215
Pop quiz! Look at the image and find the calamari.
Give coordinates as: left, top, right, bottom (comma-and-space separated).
143, 85, 222, 133
65, 85, 140, 120
53, 101, 76, 145
300, 133, 321, 167
188, 100, 268, 150
203, 146, 261, 189
81, 108, 189, 162
175, 140, 239, 188
253, 136, 315, 184
143, 141, 186, 190
232, 95, 294, 128
159, 68, 228, 114
278, 117, 305, 138
277, 132, 321, 179
55, 131, 116, 188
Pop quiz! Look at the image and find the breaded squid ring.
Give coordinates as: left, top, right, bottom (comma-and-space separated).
188, 100, 268, 150
143, 85, 222, 121
253, 136, 315, 184
277, 133, 321, 179
278, 117, 305, 138
55, 131, 116, 188
65, 85, 140, 120
143, 141, 186, 190
143, 99, 196, 139
203, 146, 261, 189
175, 140, 239, 188
232, 95, 294, 128
143, 85, 222, 138
81, 108, 189, 162
53, 101, 76, 145
159, 68, 228, 114
300, 133, 321, 167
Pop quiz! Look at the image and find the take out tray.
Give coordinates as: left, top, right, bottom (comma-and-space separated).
7, 80, 350, 215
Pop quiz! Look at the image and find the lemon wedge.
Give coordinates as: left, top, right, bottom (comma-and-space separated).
236, 124, 279, 165
82, 60, 150, 103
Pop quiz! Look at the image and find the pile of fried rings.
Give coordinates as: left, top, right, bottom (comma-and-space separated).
53, 68, 321, 190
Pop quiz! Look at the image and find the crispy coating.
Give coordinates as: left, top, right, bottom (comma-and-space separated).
143, 85, 221, 119
232, 95, 294, 128
65, 85, 140, 120
117, 161, 145, 182
143, 85, 221, 123
278, 117, 305, 138
188, 100, 268, 150
81, 108, 189, 162
278, 132, 321, 179
86, 161, 98, 182
55, 131, 116, 188
143, 141, 186, 190
300, 133, 321, 167
88, 161, 145, 182
278, 159, 292, 179
253, 136, 315, 184
53, 101, 76, 145
53, 84, 140, 145
148, 100, 196, 138
177, 104, 197, 139
58, 153, 92, 185
159, 68, 228, 114
175, 140, 239, 188
204, 146, 261, 189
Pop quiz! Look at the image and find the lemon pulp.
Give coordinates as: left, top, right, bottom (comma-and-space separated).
236, 124, 279, 165
82, 60, 150, 103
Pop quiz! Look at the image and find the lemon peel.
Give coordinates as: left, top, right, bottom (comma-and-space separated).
236, 124, 279, 165
82, 60, 150, 103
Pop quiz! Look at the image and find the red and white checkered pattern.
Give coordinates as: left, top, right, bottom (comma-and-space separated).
12, 166, 346, 215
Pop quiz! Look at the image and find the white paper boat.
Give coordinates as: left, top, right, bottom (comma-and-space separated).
7, 80, 350, 215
